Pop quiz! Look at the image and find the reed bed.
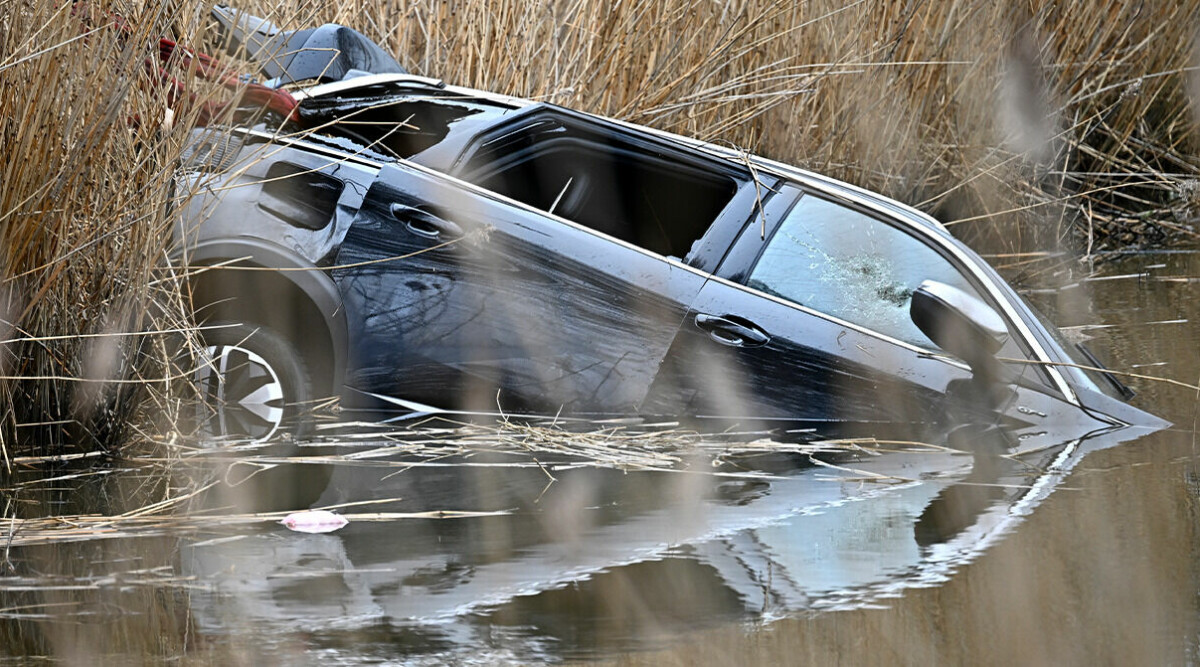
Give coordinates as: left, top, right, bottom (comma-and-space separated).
2, 2, 237, 459
2, 0, 1198, 457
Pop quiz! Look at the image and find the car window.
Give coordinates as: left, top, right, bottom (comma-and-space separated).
746, 194, 994, 351
457, 111, 742, 258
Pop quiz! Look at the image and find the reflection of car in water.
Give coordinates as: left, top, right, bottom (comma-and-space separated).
174, 7, 1164, 441
180, 424, 1151, 659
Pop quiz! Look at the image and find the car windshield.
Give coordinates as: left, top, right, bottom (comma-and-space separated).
1025, 303, 1126, 399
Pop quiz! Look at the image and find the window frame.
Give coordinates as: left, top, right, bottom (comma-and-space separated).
445, 104, 765, 273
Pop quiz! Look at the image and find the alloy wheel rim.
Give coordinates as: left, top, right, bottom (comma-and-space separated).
195, 344, 286, 441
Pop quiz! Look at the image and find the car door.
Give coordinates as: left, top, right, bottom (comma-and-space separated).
642, 186, 1043, 430
332, 161, 708, 416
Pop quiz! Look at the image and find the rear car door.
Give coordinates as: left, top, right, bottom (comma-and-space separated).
332, 162, 707, 416
643, 186, 1043, 430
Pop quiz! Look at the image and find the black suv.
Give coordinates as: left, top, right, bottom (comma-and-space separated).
175, 7, 1162, 440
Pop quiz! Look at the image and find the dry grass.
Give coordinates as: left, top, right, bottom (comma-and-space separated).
2, 0, 1198, 456
2, 2, 193, 458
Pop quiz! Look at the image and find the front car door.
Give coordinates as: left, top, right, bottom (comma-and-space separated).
644, 185, 1066, 434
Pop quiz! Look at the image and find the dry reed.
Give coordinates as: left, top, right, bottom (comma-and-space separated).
2, 0, 1198, 457
2, 419, 954, 546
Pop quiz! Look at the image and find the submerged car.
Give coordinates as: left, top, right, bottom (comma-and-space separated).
175, 7, 1162, 440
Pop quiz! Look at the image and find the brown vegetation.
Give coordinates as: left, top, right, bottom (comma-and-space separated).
2, 0, 1198, 455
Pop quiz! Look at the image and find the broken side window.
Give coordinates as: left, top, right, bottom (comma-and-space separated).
746, 194, 995, 350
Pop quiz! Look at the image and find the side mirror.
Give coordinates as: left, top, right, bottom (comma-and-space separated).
910, 280, 1009, 383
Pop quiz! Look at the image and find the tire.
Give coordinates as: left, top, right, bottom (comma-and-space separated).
194, 321, 312, 441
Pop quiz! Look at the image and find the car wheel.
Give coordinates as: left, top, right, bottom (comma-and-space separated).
194, 321, 312, 441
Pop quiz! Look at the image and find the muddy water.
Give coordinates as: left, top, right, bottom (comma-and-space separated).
3, 251, 1200, 665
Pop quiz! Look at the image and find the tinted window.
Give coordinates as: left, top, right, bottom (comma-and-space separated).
746, 194, 987, 350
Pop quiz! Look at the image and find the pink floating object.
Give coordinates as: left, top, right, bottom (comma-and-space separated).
280, 510, 349, 534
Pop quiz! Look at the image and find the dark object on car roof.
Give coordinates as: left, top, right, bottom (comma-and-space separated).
210, 5, 407, 86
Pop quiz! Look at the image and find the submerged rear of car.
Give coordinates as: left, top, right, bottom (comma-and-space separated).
174, 7, 1165, 442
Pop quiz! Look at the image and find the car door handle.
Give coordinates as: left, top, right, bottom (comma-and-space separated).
390, 204, 464, 241
693, 314, 770, 348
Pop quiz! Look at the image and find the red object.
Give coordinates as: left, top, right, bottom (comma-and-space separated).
71, 2, 298, 127
154, 38, 298, 125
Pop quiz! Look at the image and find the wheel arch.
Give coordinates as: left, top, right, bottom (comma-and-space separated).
180, 238, 348, 397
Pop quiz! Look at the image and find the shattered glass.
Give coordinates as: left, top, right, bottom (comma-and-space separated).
747, 195, 986, 349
